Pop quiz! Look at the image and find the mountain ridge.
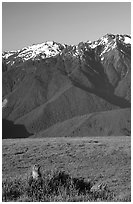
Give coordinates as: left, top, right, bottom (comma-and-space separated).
2, 34, 131, 65
2, 34, 131, 138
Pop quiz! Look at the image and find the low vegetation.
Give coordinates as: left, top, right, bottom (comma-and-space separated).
3, 169, 115, 202
2, 137, 131, 201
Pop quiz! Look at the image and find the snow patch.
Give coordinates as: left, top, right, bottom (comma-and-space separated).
17, 41, 62, 61
2, 52, 15, 59
2, 98, 8, 108
3, 41, 65, 64
100, 36, 108, 44
88, 41, 98, 49
124, 36, 131, 44
100, 40, 117, 56
11, 61, 15, 66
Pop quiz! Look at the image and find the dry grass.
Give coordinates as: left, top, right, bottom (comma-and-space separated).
3, 169, 115, 202
2, 136, 131, 201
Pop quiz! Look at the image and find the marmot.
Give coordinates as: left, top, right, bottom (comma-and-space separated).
31, 164, 42, 180
28, 164, 43, 193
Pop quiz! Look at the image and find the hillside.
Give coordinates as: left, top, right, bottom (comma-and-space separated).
33, 108, 130, 138
2, 34, 131, 138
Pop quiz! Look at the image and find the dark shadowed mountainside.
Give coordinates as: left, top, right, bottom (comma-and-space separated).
2, 119, 31, 139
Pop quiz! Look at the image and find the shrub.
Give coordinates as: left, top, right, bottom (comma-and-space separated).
2, 170, 115, 202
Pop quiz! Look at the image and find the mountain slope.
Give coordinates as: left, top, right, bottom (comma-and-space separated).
33, 108, 130, 138
2, 34, 131, 138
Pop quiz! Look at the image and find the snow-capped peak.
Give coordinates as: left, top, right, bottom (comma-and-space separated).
17, 41, 65, 61
2, 34, 131, 67
2, 41, 66, 66
86, 34, 131, 61
87, 34, 131, 49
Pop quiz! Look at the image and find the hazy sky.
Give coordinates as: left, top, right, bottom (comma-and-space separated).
2, 2, 131, 51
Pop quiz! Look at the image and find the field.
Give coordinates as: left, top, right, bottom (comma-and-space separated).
2, 136, 131, 201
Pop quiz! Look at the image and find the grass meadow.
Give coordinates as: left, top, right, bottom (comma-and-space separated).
2, 136, 131, 201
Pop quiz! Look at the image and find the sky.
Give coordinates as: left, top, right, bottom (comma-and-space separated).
2, 2, 131, 51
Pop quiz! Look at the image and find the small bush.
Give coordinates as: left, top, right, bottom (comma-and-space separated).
2, 170, 115, 202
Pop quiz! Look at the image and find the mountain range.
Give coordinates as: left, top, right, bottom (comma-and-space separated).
2, 34, 131, 138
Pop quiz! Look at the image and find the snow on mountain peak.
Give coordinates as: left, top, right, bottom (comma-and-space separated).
123, 35, 131, 44
2, 41, 66, 66
17, 41, 64, 61
87, 34, 131, 61
2, 34, 131, 67
87, 34, 131, 49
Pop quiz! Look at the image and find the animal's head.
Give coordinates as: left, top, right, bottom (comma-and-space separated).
32, 164, 41, 172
